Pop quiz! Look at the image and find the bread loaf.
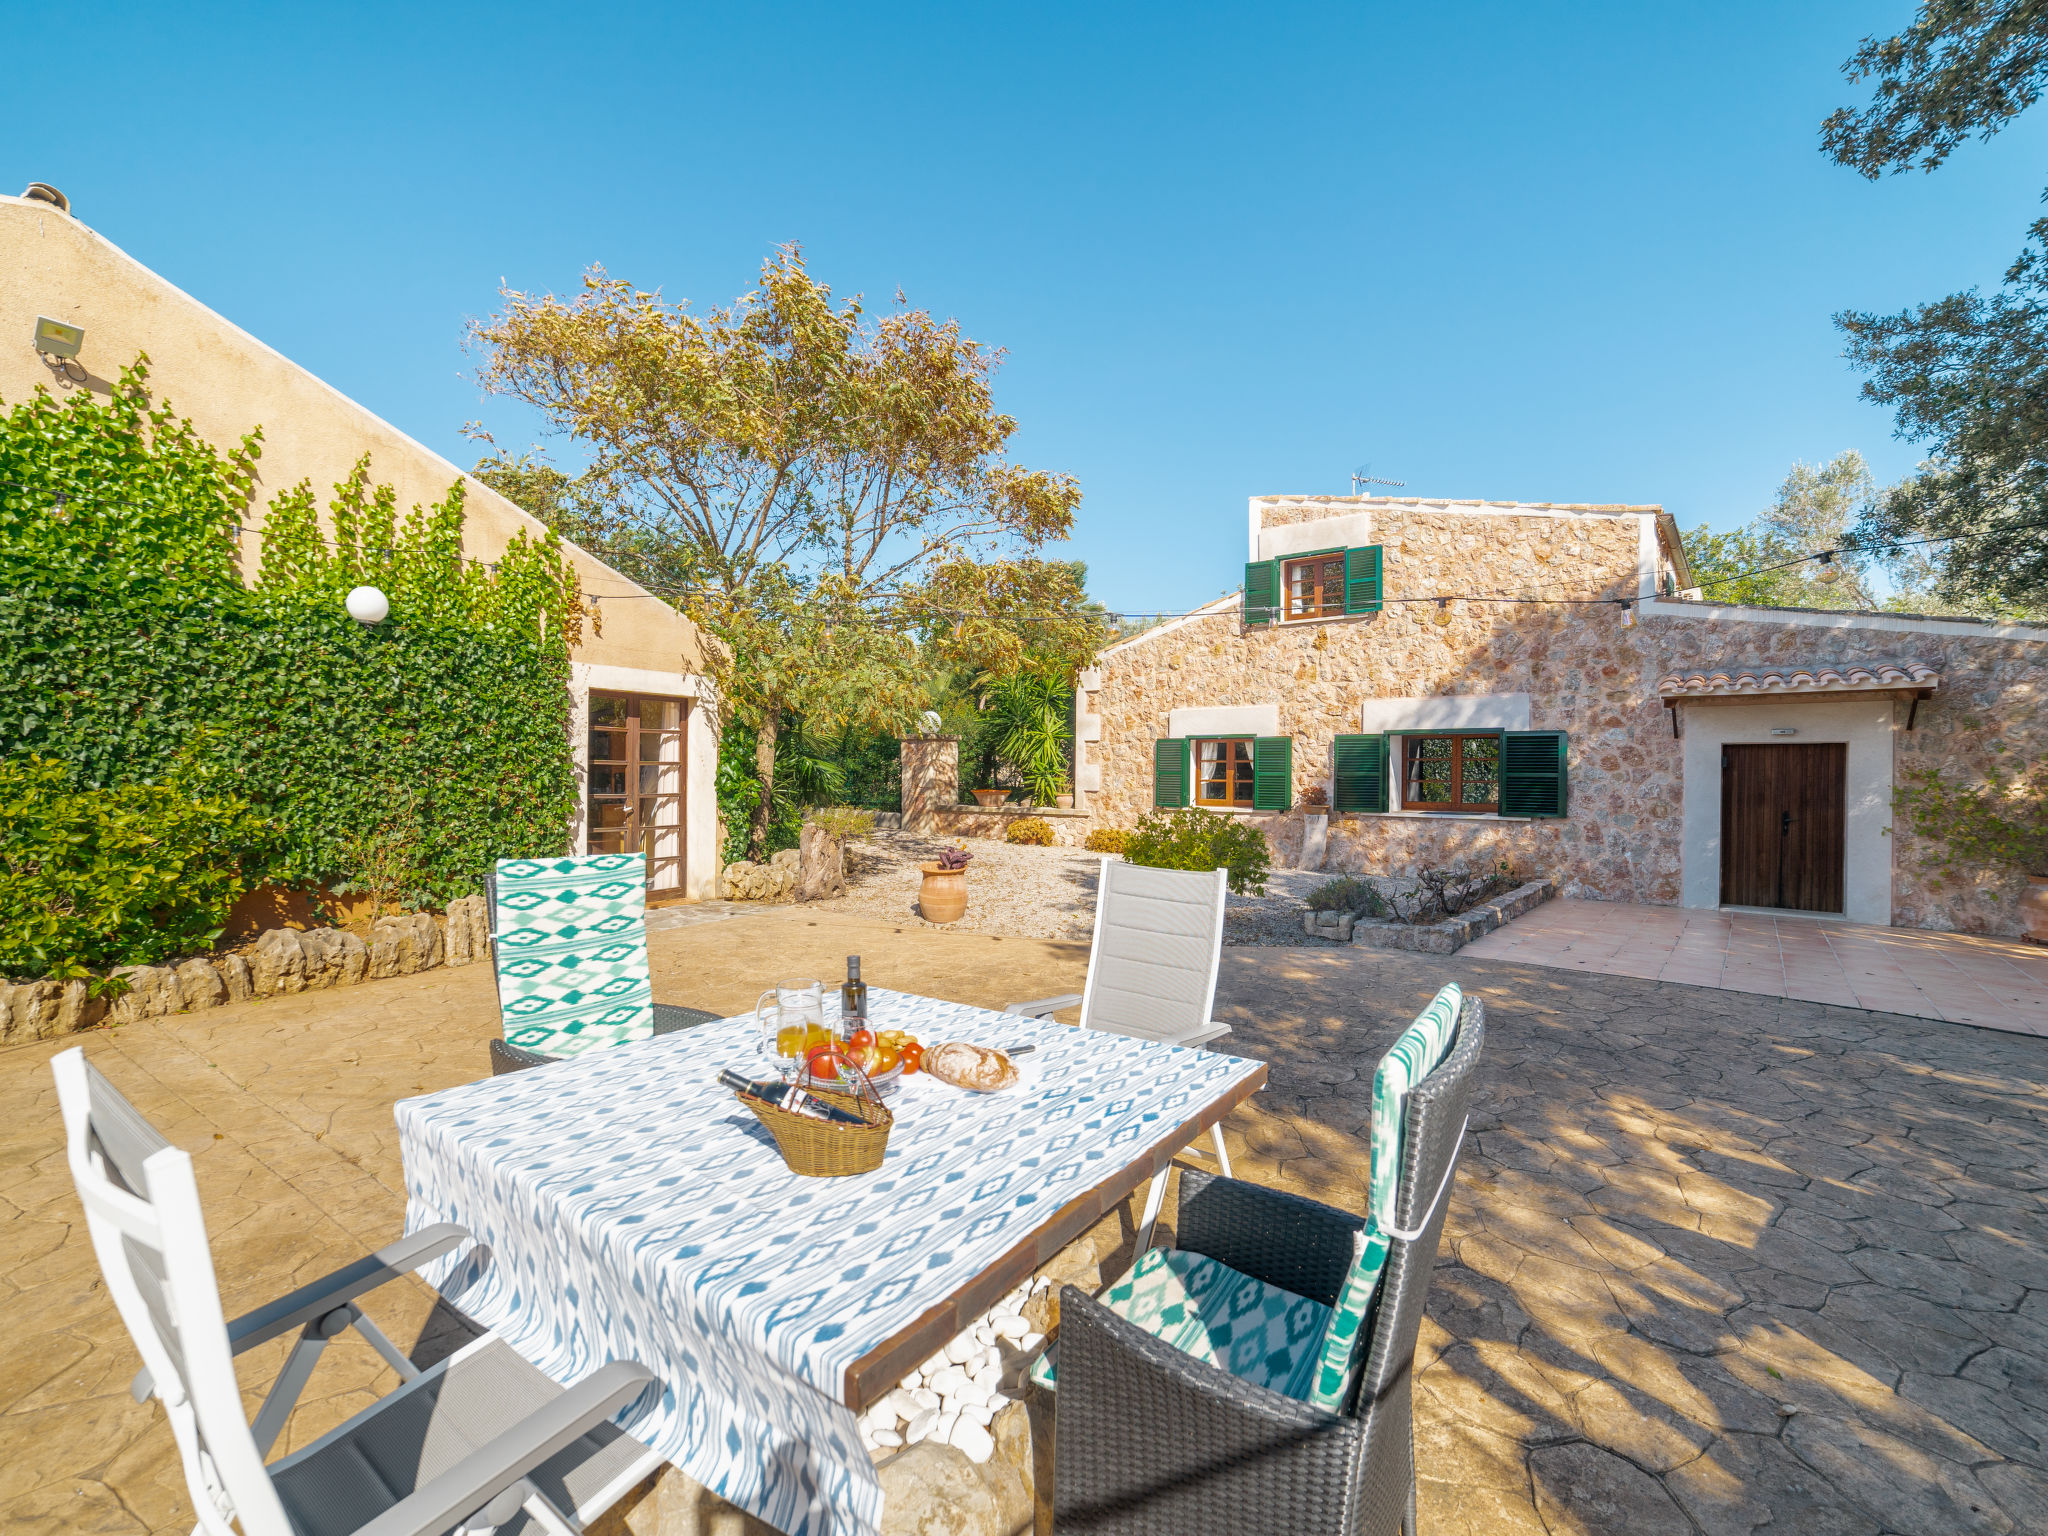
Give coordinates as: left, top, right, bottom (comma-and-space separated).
925, 1041, 1019, 1092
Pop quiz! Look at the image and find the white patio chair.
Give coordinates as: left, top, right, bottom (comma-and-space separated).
1004, 859, 1236, 1246
52, 1046, 662, 1536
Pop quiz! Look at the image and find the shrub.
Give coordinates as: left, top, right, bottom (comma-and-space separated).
1300, 784, 1329, 808
0, 755, 276, 977
808, 806, 877, 839
1083, 827, 1129, 855
1895, 765, 2048, 877
1006, 816, 1056, 846
1124, 807, 1271, 895
1304, 875, 1377, 913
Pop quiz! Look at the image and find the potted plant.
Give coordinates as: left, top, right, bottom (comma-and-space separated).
1894, 767, 2048, 944
919, 845, 973, 924
970, 787, 1012, 810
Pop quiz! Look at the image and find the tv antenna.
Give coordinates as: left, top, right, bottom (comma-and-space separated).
1352, 463, 1406, 495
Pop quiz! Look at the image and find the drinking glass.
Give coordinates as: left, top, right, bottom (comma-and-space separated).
756, 978, 827, 1066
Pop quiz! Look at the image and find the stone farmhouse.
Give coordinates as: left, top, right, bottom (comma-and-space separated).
1066, 494, 2047, 939
0, 186, 722, 901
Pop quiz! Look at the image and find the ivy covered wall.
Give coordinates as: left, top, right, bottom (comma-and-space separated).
0, 361, 587, 974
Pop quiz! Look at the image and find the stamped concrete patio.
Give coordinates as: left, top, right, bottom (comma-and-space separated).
3, 908, 2045, 1534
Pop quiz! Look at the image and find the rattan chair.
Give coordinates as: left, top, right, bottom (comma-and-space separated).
1047, 1000, 1485, 1536
52, 1046, 663, 1536
1006, 859, 1235, 1243
484, 868, 720, 1075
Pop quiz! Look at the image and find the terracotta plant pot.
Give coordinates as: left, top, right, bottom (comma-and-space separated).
1054, 794, 1074, 809
970, 788, 1011, 810
2025, 875, 2048, 946
919, 863, 969, 924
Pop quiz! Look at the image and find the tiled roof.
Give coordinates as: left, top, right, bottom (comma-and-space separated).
1657, 660, 1941, 700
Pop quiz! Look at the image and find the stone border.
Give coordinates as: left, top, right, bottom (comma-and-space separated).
0, 896, 491, 1043
1302, 877, 1556, 954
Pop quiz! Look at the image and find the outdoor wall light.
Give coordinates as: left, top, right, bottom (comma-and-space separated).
34, 316, 83, 360
345, 585, 390, 625
1815, 551, 1841, 585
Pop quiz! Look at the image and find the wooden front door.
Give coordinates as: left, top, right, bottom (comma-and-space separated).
586, 693, 687, 896
1720, 743, 1846, 914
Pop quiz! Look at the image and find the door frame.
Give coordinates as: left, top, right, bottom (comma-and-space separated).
568, 663, 722, 902
585, 690, 690, 897
1678, 695, 1897, 926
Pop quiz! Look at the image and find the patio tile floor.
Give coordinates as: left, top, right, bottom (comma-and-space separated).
3, 908, 2045, 1533
1463, 898, 2048, 1035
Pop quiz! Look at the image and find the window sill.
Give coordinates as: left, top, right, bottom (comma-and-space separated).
1340, 809, 1502, 823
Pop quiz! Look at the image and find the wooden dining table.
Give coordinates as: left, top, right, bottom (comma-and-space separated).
394, 988, 1266, 1536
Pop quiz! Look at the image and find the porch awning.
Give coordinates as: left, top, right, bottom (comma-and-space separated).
1657, 659, 1940, 702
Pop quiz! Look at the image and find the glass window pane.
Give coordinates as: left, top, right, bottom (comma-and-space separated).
589, 799, 629, 828
591, 766, 626, 796
589, 729, 624, 762
1461, 737, 1500, 805
590, 695, 629, 726
1408, 738, 1454, 804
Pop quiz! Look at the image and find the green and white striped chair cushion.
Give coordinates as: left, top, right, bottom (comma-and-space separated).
492, 855, 655, 1059
1304, 982, 1463, 1412
1030, 1247, 1328, 1402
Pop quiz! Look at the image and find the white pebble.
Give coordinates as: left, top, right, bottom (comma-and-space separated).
929, 1365, 969, 1397
933, 1410, 960, 1447
945, 1334, 980, 1365
1020, 1331, 1044, 1351
980, 1345, 1002, 1374
871, 1427, 903, 1448
951, 1418, 997, 1463
992, 1312, 1029, 1340
909, 1386, 939, 1411
970, 1367, 1001, 1397
919, 1351, 948, 1377
905, 1409, 937, 1444
958, 1399, 995, 1426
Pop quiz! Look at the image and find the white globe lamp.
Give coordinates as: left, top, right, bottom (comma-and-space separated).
919, 709, 943, 736
345, 585, 390, 626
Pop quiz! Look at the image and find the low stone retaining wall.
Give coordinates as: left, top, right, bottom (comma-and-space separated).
1303, 877, 1556, 954
0, 895, 490, 1043
934, 805, 1091, 845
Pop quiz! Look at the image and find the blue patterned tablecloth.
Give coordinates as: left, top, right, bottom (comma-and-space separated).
395, 988, 1263, 1536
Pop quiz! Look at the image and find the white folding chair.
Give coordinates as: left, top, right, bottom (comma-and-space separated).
52, 1046, 662, 1536
1005, 859, 1237, 1248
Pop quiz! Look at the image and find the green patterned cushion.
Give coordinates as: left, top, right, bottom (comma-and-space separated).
1303, 982, 1463, 1412
492, 855, 655, 1059
1369, 983, 1462, 1231
1029, 1247, 1328, 1401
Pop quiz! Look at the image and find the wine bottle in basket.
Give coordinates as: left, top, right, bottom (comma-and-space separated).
841, 955, 867, 1027
717, 1069, 868, 1125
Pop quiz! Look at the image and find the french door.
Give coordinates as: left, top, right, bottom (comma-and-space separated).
586, 692, 686, 897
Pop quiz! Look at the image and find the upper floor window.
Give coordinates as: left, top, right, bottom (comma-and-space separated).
1403, 733, 1500, 813
1194, 738, 1256, 808
1283, 553, 1348, 621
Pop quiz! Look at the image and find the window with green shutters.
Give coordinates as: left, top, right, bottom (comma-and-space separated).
1153, 737, 1191, 808
1330, 729, 1567, 817
1499, 730, 1569, 818
1155, 736, 1295, 810
1331, 734, 1388, 813
1244, 544, 1382, 626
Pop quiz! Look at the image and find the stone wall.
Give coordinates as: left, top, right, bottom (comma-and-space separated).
0, 897, 490, 1042
1085, 501, 2048, 937
900, 738, 961, 834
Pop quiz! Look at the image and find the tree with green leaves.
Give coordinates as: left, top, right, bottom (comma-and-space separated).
1685, 453, 1879, 608
1823, 3, 2048, 613
470, 246, 1104, 856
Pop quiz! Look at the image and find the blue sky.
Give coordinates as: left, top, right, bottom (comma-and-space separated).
11, 1, 2046, 614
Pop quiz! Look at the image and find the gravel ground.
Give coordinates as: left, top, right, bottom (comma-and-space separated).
806, 832, 1346, 946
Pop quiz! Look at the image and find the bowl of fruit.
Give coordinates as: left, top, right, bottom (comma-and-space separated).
798, 1026, 924, 1093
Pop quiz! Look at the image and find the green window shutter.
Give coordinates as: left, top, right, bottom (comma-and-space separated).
1252, 736, 1293, 810
1344, 545, 1383, 614
1244, 561, 1279, 626
1500, 731, 1568, 818
1331, 733, 1388, 813
1153, 738, 1190, 808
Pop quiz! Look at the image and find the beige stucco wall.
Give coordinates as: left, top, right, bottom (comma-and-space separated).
1082, 499, 2048, 938
0, 193, 711, 680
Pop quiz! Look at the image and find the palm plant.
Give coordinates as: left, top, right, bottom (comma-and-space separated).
979, 671, 1072, 805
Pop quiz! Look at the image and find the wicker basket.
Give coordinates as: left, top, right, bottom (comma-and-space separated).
736, 1054, 892, 1177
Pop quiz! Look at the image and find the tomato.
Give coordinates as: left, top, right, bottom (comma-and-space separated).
805, 1045, 843, 1082
846, 1028, 874, 1051
901, 1041, 923, 1075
